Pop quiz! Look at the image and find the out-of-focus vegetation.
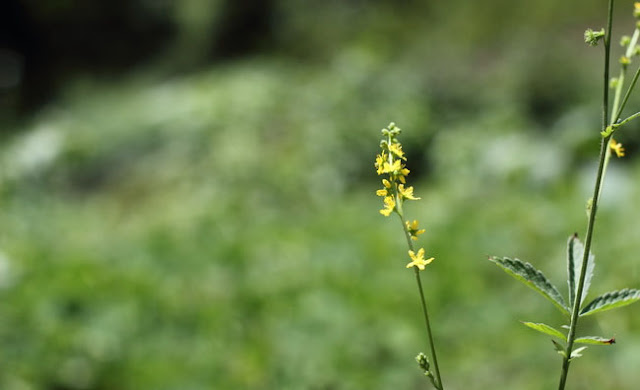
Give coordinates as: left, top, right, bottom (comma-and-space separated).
2, 0, 640, 389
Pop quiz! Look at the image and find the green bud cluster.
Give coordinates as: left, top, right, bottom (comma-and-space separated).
621, 35, 631, 47
584, 28, 605, 46
415, 352, 431, 376
380, 122, 402, 150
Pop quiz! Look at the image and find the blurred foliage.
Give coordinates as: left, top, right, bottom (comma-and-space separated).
2, 0, 640, 389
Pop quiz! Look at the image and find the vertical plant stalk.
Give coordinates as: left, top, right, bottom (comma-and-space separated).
398, 211, 444, 390
375, 124, 444, 389
558, 0, 614, 388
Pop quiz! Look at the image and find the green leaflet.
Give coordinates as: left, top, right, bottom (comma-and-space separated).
570, 346, 588, 360
522, 322, 567, 341
566, 234, 595, 310
574, 336, 616, 345
580, 288, 640, 316
567, 235, 577, 308
552, 339, 566, 357
489, 257, 569, 315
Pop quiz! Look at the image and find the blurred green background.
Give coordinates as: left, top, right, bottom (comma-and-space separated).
2, 0, 640, 389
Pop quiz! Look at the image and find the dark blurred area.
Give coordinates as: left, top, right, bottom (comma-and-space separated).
0, 0, 279, 117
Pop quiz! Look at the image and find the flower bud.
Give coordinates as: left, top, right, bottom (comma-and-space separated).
584, 28, 605, 46
621, 35, 631, 47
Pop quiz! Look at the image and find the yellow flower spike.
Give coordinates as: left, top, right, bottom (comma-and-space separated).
380, 196, 396, 216
398, 184, 420, 200
406, 248, 434, 271
388, 142, 407, 160
406, 220, 426, 240
610, 138, 625, 157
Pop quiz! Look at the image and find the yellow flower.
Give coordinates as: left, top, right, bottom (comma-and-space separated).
406, 220, 426, 240
375, 153, 387, 175
398, 184, 420, 200
406, 248, 434, 271
376, 179, 393, 197
380, 196, 396, 216
397, 166, 410, 183
610, 138, 625, 157
383, 159, 402, 175
388, 142, 406, 160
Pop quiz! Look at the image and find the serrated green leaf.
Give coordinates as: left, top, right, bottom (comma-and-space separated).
522, 322, 567, 341
570, 346, 588, 360
567, 234, 595, 309
489, 257, 569, 315
575, 336, 616, 345
580, 288, 640, 316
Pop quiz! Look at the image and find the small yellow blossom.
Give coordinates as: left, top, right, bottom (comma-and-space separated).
406, 248, 434, 271
388, 142, 406, 160
380, 196, 396, 216
375, 153, 387, 175
621, 56, 631, 66
383, 159, 402, 175
610, 138, 625, 157
406, 220, 426, 240
377, 179, 393, 197
397, 166, 410, 183
398, 184, 420, 200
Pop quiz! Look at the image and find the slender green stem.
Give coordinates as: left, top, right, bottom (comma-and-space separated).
558, 1, 614, 389
413, 267, 443, 390
616, 110, 640, 126
615, 62, 640, 121
397, 213, 444, 390
558, 137, 609, 390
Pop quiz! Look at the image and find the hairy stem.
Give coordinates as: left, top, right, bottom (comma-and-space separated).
558, 1, 614, 388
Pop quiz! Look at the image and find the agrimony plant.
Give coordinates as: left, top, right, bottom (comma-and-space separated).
490, 2, 640, 389
374, 123, 444, 389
